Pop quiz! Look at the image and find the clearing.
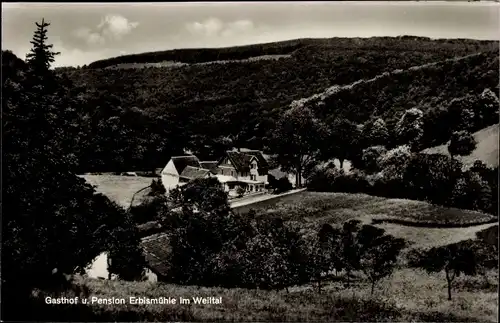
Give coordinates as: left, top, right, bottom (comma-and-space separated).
422, 124, 499, 168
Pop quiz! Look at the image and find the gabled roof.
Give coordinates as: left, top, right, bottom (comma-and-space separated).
179, 166, 210, 180
170, 155, 201, 175
226, 150, 269, 175
199, 161, 220, 174
245, 150, 269, 172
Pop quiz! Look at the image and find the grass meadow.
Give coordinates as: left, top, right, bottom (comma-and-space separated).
33, 267, 497, 322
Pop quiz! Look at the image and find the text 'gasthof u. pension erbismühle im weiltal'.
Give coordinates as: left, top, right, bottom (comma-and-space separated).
45, 296, 223, 305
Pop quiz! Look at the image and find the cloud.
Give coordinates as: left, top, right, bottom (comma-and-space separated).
186, 18, 254, 38
73, 27, 106, 45
73, 14, 139, 45
98, 14, 139, 40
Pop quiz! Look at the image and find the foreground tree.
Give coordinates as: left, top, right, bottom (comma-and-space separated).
2, 20, 140, 314
409, 244, 477, 300
447, 130, 477, 159
341, 220, 362, 286
356, 225, 406, 295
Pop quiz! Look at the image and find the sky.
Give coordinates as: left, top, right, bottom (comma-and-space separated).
2, 2, 499, 67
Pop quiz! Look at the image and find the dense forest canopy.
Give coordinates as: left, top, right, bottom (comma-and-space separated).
50, 37, 500, 172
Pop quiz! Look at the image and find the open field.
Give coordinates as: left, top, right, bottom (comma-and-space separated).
422, 124, 499, 168
79, 175, 153, 209
249, 192, 497, 247
34, 267, 497, 322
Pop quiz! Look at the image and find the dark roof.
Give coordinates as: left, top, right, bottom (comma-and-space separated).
226, 150, 269, 175
245, 150, 270, 174
179, 166, 210, 180
199, 161, 219, 174
171, 155, 201, 175
140, 233, 171, 278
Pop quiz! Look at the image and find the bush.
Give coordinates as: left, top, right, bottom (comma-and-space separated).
308, 168, 371, 194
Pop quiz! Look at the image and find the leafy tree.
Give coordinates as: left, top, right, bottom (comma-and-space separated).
356, 225, 406, 295
166, 178, 243, 285
361, 145, 387, 173
447, 130, 477, 158
403, 153, 462, 205
322, 118, 359, 169
169, 177, 231, 214
378, 145, 412, 179
395, 108, 424, 150
409, 244, 478, 300
361, 118, 389, 148
449, 171, 492, 212
130, 195, 170, 225
340, 220, 362, 286
307, 224, 342, 292
477, 88, 499, 128
271, 104, 326, 187
107, 217, 147, 281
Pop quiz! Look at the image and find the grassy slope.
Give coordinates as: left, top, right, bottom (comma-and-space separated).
422, 124, 499, 168
41, 267, 498, 322
260, 192, 495, 227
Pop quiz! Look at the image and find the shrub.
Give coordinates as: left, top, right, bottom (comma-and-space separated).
275, 177, 293, 193
307, 168, 371, 194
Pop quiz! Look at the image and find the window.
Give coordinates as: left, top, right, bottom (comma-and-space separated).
250, 175, 256, 181
231, 170, 235, 177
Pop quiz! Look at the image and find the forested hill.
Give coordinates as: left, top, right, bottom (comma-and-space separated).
83, 36, 496, 69
53, 36, 499, 172
290, 51, 499, 147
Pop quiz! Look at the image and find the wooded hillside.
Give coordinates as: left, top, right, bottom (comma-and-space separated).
52, 37, 499, 172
